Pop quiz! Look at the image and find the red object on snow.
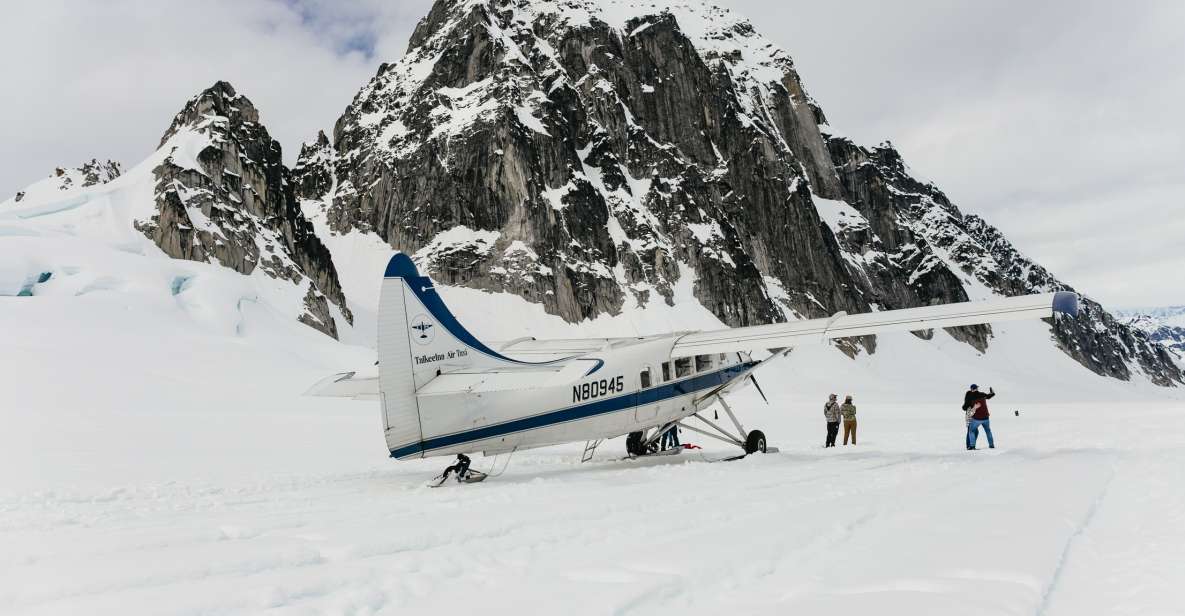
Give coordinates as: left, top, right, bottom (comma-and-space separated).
681, 443, 702, 450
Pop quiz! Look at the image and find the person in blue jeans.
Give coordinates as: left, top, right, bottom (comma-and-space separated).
661, 425, 680, 450
965, 384, 997, 449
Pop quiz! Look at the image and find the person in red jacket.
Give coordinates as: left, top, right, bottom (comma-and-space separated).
964, 384, 996, 450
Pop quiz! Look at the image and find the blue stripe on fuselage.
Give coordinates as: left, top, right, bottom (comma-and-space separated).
389, 362, 758, 459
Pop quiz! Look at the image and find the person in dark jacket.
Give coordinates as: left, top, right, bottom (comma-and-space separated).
963, 384, 996, 450
823, 394, 841, 447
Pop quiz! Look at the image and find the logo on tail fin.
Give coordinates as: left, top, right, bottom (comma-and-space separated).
410, 315, 435, 345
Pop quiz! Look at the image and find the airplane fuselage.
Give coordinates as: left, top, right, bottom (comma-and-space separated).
397, 336, 757, 458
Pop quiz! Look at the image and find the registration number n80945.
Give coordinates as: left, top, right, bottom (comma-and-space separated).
573, 376, 625, 402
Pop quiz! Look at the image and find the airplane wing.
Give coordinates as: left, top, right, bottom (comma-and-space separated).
671, 291, 1079, 357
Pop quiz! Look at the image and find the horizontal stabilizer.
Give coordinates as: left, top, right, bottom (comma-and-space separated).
304, 371, 379, 400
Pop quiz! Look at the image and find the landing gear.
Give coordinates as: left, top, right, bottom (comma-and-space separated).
744, 429, 767, 454
677, 396, 778, 456
626, 431, 659, 456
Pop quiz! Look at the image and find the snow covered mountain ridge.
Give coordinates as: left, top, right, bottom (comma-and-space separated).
1117, 307, 1185, 358
1117, 305, 1185, 325
3, 0, 1181, 388
9, 159, 122, 204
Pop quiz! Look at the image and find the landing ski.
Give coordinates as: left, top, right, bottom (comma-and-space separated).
621, 447, 684, 461
428, 470, 489, 488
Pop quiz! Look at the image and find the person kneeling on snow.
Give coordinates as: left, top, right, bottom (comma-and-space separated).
824, 394, 841, 447
440, 453, 471, 481
841, 395, 858, 445
964, 384, 996, 450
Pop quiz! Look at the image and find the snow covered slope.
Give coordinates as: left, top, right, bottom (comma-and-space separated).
3, 159, 122, 206
3, 275, 1181, 613
1, 83, 352, 340
3, 1, 1183, 611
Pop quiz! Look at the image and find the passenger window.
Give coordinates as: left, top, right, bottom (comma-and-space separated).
696, 354, 713, 372
640, 369, 652, 389
674, 357, 692, 378
662, 362, 671, 382
718, 353, 727, 363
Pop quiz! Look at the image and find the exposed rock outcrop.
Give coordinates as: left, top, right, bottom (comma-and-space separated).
826, 135, 1182, 386
290, 0, 1178, 385
9, 159, 122, 203
1120, 309, 1185, 358
135, 81, 352, 338
59, 159, 123, 189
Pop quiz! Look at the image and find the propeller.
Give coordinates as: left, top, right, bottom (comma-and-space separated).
749, 374, 769, 404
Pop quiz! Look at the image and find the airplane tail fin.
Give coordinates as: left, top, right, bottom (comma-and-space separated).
377, 253, 527, 459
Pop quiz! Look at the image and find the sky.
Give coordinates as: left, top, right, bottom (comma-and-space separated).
1, 0, 1181, 308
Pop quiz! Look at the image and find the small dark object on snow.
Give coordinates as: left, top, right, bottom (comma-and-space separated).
1015, 410, 1020, 416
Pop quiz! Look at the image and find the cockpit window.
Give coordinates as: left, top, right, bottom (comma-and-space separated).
674, 357, 692, 378
661, 362, 671, 382
696, 354, 713, 372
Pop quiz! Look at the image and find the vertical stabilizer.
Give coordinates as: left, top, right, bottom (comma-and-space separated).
378, 254, 545, 458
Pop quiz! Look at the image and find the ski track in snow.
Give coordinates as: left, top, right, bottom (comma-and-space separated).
1034, 459, 1118, 616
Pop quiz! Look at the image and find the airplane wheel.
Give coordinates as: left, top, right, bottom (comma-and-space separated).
744, 429, 767, 454
626, 431, 646, 456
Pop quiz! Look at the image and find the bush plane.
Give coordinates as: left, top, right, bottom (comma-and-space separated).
308, 254, 1080, 483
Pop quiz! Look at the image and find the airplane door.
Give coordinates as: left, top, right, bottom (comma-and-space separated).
634, 365, 658, 424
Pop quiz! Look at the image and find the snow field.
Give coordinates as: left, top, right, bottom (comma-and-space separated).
3, 143, 1181, 613
3, 286, 1183, 614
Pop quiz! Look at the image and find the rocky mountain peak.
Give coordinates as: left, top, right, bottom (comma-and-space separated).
292, 131, 335, 203
135, 81, 352, 338
299, 0, 1179, 385
158, 81, 259, 147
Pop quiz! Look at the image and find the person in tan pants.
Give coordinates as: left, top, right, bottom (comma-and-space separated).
841, 395, 858, 445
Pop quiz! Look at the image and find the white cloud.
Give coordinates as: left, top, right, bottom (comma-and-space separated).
2, 0, 1180, 308
0, 0, 428, 191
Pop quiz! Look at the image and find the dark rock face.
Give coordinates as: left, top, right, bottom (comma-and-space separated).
135, 81, 352, 338
313, 0, 928, 336
1120, 312, 1185, 358
294, 0, 1178, 385
56, 159, 123, 190
827, 135, 1183, 386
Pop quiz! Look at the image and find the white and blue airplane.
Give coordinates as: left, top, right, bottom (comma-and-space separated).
309, 253, 1080, 477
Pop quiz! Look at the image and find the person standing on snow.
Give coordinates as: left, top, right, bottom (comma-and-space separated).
661, 424, 680, 450
963, 384, 996, 450
824, 394, 841, 447
841, 395, 858, 445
